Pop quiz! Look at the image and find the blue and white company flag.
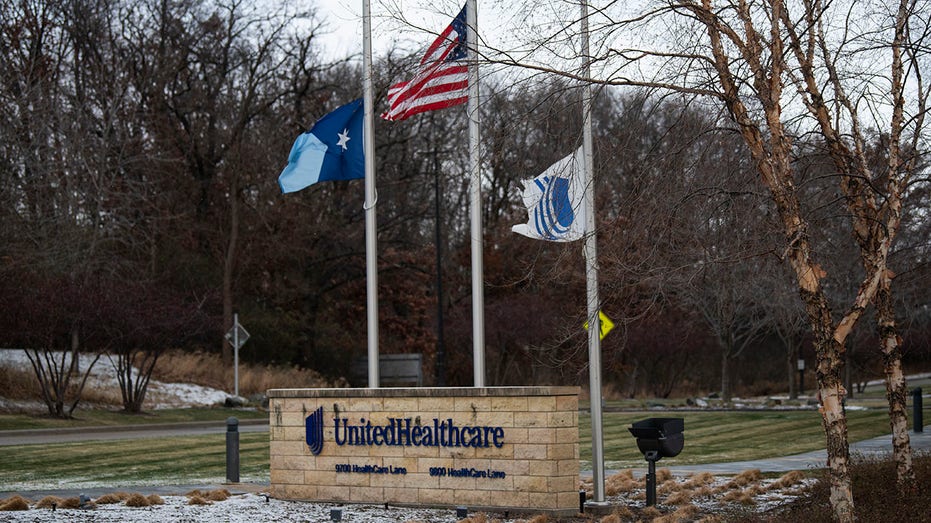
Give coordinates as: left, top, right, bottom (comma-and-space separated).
512, 146, 586, 241
278, 99, 365, 193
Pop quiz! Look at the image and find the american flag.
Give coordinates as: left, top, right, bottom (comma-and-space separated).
381, 5, 469, 121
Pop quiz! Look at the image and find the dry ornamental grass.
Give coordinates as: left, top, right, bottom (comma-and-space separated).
186, 494, 210, 506
205, 488, 230, 502
33, 496, 65, 509
94, 493, 128, 505
124, 493, 150, 507
151, 351, 330, 397
574, 467, 814, 521
0, 495, 29, 511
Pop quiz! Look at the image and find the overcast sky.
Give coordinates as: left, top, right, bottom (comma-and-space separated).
310, 0, 452, 60
310, 0, 523, 62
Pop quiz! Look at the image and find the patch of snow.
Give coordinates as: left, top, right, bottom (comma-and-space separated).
0, 349, 229, 410
142, 381, 230, 410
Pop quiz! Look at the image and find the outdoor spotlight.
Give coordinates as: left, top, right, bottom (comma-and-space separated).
456, 506, 468, 518
330, 508, 343, 522
628, 417, 685, 507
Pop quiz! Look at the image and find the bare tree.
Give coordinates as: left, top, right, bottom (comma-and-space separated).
0, 275, 105, 418
99, 282, 215, 413
470, 0, 931, 517
760, 261, 809, 398
0, 0, 140, 417
776, 2, 928, 490
120, 0, 322, 364
673, 133, 777, 402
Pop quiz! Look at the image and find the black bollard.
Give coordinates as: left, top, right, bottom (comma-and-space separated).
226, 416, 240, 483
913, 388, 923, 433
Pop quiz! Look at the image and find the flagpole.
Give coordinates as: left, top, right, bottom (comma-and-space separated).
581, 0, 606, 505
467, 0, 485, 387
363, 0, 380, 388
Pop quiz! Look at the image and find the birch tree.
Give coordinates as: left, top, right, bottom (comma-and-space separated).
477, 0, 930, 519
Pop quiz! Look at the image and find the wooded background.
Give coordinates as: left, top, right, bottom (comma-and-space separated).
1, 0, 929, 399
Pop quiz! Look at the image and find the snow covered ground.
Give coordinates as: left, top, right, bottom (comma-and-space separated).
0, 492, 484, 523
0, 476, 814, 523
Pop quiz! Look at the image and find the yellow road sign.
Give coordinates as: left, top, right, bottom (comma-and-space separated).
584, 310, 615, 340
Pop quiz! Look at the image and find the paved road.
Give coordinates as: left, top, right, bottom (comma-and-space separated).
0, 419, 269, 446
594, 428, 931, 478
687, 428, 931, 474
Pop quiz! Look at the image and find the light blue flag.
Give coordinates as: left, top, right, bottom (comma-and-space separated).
278, 98, 365, 193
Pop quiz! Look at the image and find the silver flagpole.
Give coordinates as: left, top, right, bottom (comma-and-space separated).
363, 0, 379, 388
581, 0, 606, 505
467, 0, 485, 387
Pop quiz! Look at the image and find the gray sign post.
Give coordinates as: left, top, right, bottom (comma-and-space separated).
225, 313, 250, 398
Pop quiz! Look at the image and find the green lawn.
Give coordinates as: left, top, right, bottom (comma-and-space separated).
0, 432, 270, 488
0, 408, 271, 490
581, 408, 900, 468
0, 403, 926, 490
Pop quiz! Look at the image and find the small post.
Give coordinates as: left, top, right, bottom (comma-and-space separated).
233, 313, 240, 398
797, 359, 805, 395
913, 387, 923, 433
226, 416, 240, 483
645, 450, 659, 506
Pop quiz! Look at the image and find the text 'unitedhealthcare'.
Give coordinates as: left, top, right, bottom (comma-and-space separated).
333, 417, 505, 449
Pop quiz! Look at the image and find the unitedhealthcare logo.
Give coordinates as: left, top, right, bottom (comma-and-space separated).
532, 175, 575, 239
305, 406, 325, 455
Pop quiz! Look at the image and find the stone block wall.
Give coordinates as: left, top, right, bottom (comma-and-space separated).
267, 386, 580, 515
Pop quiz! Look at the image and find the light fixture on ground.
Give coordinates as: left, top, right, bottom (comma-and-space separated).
628, 417, 685, 506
